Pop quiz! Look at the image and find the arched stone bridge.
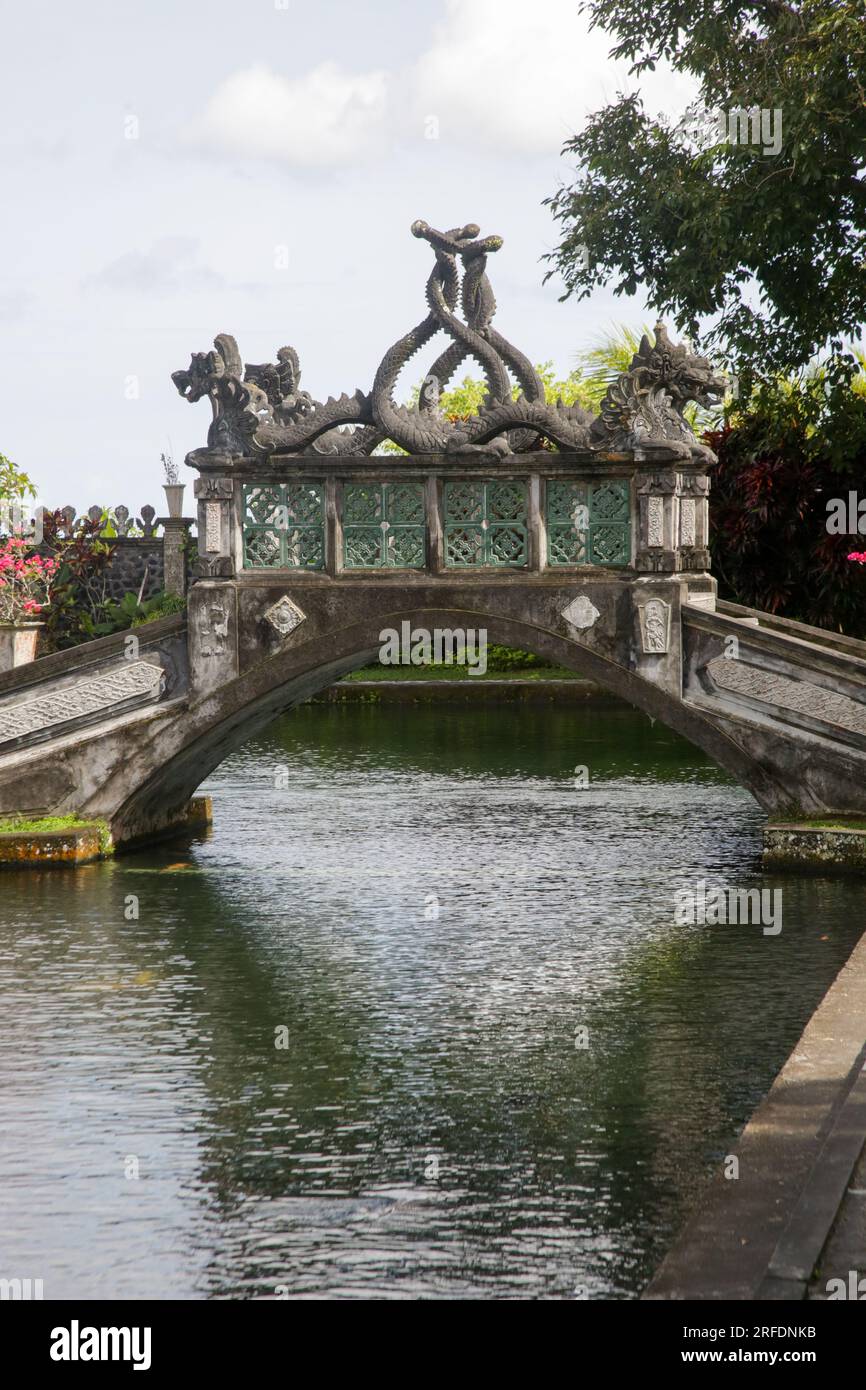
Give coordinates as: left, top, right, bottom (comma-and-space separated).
3, 225, 866, 849
3, 450, 866, 849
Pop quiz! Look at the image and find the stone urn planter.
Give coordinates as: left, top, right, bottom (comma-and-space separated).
0, 622, 43, 673
163, 483, 186, 519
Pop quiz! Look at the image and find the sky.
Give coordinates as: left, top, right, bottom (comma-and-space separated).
0, 0, 697, 515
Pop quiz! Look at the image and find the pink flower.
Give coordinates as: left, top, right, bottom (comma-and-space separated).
847, 552, 866, 564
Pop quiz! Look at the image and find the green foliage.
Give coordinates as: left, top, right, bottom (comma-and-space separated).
38, 503, 188, 647
0, 813, 90, 833
92, 590, 186, 637
379, 361, 600, 452
0, 814, 113, 853
707, 362, 866, 634
0, 452, 36, 505
573, 326, 649, 408
545, 0, 866, 375
485, 646, 552, 672
131, 591, 187, 627
39, 509, 117, 650
431, 362, 597, 413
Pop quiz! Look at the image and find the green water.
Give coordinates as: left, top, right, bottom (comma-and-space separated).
0, 703, 862, 1299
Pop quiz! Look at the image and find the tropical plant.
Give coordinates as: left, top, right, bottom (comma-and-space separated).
89, 589, 186, 637
38, 509, 117, 649
706, 362, 866, 634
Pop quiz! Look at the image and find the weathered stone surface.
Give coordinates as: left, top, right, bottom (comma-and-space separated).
263, 595, 306, 638
644, 930, 866, 1300
561, 595, 600, 631
0, 661, 164, 746
1, 563, 866, 858
706, 656, 866, 737
637, 598, 672, 653
0, 825, 106, 866
764, 823, 866, 874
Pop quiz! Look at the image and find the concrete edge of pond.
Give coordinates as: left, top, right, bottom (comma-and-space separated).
643, 928, 866, 1301
0, 796, 213, 867
0, 823, 107, 866
312, 678, 615, 703
764, 822, 866, 876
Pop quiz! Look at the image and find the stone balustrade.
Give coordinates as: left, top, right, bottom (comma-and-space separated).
189, 453, 712, 581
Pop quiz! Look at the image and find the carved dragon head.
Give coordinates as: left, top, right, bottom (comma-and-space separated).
633, 323, 727, 411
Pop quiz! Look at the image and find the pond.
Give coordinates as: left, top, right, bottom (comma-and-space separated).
0, 701, 861, 1299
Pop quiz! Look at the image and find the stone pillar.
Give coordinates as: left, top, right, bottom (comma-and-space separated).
631, 577, 682, 699
193, 473, 236, 581
635, 469, 679, 572
677, 472, 712, 572
0, 623, 42, 673
187, 581, 239, 695
159, 517, 195, 597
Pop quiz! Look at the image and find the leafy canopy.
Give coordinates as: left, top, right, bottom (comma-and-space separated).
545, 1, 866, 374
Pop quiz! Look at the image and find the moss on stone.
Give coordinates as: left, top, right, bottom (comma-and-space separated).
0, 814, 114, 855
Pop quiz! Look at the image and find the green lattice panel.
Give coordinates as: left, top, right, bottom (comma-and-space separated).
546, 479, 629, 567
243, 483, 325, 569
444, 480, 528, 567
342, 482, 426, 568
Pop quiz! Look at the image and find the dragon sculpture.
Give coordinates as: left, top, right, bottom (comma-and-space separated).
172, 222, 726, 461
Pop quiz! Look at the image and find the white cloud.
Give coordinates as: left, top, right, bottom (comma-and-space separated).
193, 61, 389, 166
408, 0, 697, 155
187, 5, 697, 169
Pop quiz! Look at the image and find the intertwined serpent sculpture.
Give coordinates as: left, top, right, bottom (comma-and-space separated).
173, 221, 725, 461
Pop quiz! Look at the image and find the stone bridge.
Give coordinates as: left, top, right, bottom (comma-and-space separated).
3, 221, 866, 851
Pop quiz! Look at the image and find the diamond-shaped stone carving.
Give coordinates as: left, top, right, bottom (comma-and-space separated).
263, 595, 306, 638
562, 595, 600, 631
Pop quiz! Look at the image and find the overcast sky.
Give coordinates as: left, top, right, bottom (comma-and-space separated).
0, 0, 696, 514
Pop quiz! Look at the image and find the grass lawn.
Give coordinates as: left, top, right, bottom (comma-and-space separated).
342, 663, 582, 683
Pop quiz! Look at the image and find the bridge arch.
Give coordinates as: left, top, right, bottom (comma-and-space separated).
108, 603, 787, 847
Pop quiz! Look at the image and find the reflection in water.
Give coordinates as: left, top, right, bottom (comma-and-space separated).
0, 703, 862, 1299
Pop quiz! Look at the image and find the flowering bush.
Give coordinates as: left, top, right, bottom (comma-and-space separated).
0, 537, 57, 624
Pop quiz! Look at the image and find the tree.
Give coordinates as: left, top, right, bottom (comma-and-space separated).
708, 359, 866, 634
545, 1, 866, 375
0, 452, 35, 503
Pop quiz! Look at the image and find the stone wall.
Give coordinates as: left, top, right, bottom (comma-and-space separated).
45, 505, 196, 601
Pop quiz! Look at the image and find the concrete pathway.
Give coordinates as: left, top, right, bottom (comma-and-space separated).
644, 930, 866, 1300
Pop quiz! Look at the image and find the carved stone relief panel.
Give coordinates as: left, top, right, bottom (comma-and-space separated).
647, 496, 665, 548
679, 497, 696, 547
0, 662, 163, 746
637, 599, 672, 654
706, 658, 866, 737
